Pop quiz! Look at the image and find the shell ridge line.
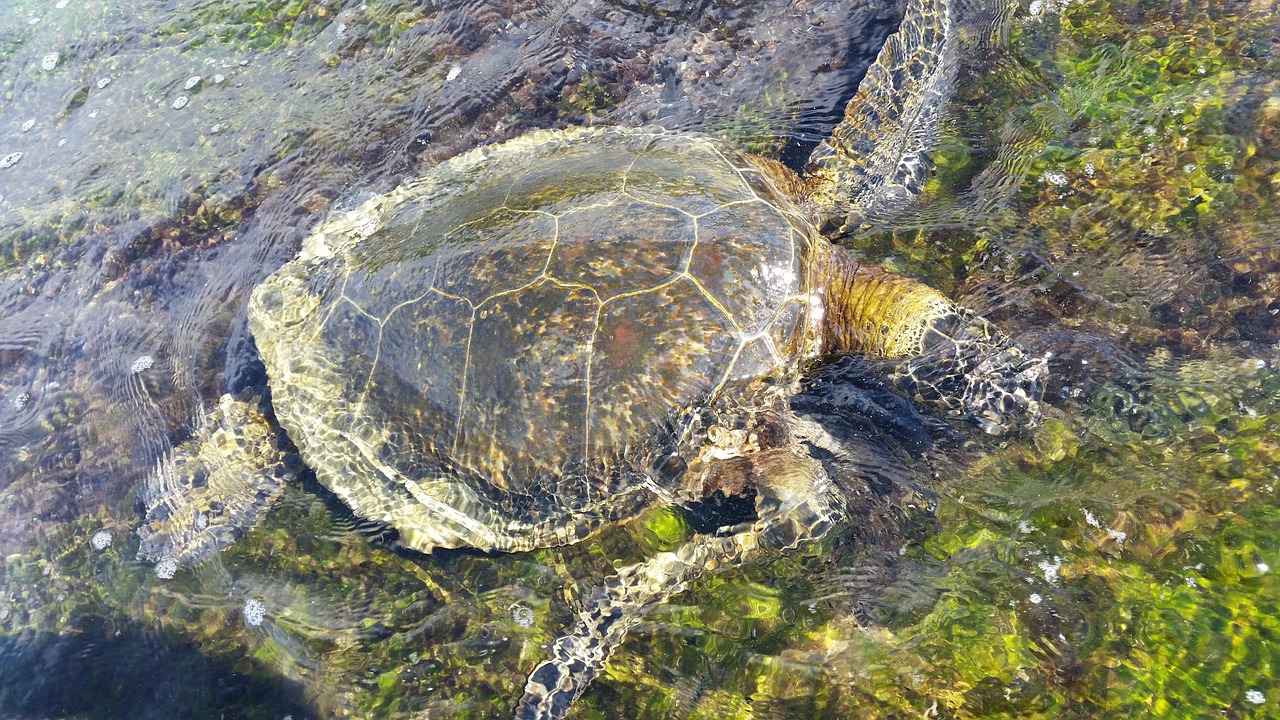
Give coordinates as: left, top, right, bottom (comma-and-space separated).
765, 224, 802, 363
682, 215, 701, 275
617, 137, 648, 197
704, 140, 766, 205
581, 299, 604, 473
476, 275, 548, 311
552, 194, 630, 220
542, 276, 602, 303
682, 272, 743, 336
598, 272, 691, 307
710, 337, 751, 400
451, 306, 479, 458
540, 214, 560, 279
690, 197, 761, 220
307, 263, 353, 346
348, 430, 498, 549
499, 163, 525, 210
621, 192, 698, 221
352, 286, 439, 414
354, 322, 385, 417
759, 321, 783, 364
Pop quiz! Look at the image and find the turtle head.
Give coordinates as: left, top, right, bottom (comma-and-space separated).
890, 310, 1048, 435
812, 246, 1046, 434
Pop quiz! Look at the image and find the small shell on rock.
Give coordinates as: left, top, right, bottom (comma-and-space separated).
96, 77, 112, 89
0, 152, 22, 170
171, 95, 189, 110
130, 355, 155, 374
183, 75, 202, 90
41, 52, 59, 70
21, 119, 35, 132
90, 530, 113, 551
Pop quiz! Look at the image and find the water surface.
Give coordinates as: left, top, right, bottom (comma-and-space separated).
1, 0, 1278, 717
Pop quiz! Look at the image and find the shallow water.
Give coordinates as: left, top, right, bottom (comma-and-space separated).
1, 0, 1279, 717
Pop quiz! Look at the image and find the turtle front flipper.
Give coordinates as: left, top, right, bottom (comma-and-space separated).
516, 450, 841, 720
805, 0, 955, 227
137, 394, 293, 571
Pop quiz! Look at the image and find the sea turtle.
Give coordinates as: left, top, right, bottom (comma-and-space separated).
138, 0, 1046, 716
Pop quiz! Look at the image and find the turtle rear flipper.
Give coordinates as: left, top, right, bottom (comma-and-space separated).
805, 0, 956, 227
516, 450, 841, 720
138, 394, 292, 569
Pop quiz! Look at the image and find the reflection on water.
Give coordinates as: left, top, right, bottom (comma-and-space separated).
1, 0, 1278, 716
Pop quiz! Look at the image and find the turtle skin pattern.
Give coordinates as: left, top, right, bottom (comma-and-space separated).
248, 127, 825, 556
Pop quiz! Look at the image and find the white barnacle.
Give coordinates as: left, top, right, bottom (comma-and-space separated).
130, 354, 155, 374
1246, 690, 1265, 704
90, 529, 113, 551
41, 52, 59, 70
243, 597, 267, 626
0, 152, 22, 170
171, 95, 189, 110
96, 77, 112, 89
154, 557, 178, 579
446, 63, 462, 82
183, 75, 203, 90
21, 119, 34, 133
213, 73, 225, 84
